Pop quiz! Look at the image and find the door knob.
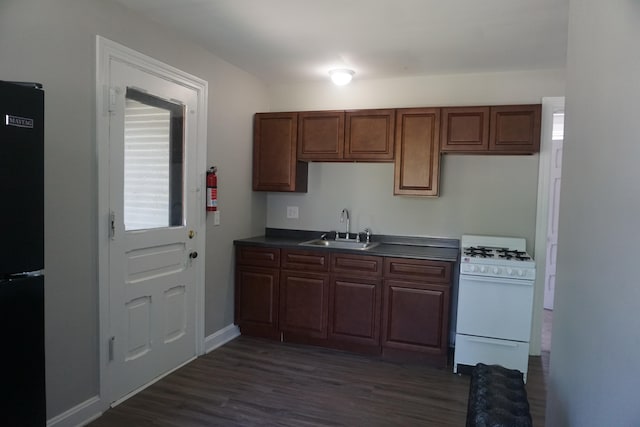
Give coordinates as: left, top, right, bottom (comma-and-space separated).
189, 251, 198, 259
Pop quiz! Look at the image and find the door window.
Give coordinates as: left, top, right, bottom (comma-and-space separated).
123, 88, 184, 231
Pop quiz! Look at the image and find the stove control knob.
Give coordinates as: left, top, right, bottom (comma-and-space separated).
517, 269, 524, 277
492, 267, 500, 275
469, 265, 477, 272
507, 268, 514, 276
480, 266, 487, 273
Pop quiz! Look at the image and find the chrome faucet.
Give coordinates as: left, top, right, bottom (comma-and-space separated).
339, 208, 350, 239
364, 227, 372, 243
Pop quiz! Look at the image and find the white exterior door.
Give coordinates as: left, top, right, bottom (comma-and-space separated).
107, 58, 200, 402
544, 137, 564, 310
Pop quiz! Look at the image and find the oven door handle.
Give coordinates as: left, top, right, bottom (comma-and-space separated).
467, 337, 519, 347
459, 274, 533, 287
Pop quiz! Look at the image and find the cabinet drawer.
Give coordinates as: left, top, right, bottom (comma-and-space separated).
454, 334, 530, 380
383, 257, 451, 283
236, 246, 280, 268
331, 253, 383, 277
282, 249, 330, 272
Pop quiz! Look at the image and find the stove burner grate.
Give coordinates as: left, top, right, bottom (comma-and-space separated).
496, 249, 531, 261
464, 246, 495, 258
463, 246, 531, 261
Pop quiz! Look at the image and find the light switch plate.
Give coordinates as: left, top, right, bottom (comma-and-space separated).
286, 206, 299, 219
213, 211, 220, 225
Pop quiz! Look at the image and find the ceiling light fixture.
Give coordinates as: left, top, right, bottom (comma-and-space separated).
329, 69, 355, 86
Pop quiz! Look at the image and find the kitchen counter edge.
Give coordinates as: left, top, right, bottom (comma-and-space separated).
234, 229, 459, 263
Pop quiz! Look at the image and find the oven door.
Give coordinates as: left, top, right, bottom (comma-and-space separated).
457, 274, 534, 342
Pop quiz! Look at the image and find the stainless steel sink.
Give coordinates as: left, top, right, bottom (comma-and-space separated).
298, 238, 380, 251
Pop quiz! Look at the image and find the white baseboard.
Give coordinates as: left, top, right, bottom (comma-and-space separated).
205, 323, 240, 353
45, 326, 239, 427
46, 395, 102, 427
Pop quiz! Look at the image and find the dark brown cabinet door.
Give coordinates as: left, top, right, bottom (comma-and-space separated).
394, 108, 441, 196
329, 275, 381, 346
280, 270, 330, 339
235, 246, 281, 339
328, 253, 383, 347
440, 106, 490, 153
297, 111, 345, 161
235, 266, 280, 339
489, 105, 541, 153
382, 257, 452, 364
382, 279, 449, 356
253, 112, 308, 192
345, 109, 395, 161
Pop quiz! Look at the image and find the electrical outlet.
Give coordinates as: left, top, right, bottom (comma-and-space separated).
286, 206, 299, 219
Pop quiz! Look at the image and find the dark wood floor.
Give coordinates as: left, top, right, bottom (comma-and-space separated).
89, 337, 548, 426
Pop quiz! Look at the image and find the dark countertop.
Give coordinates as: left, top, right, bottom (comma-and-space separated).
234, 228, 460, 262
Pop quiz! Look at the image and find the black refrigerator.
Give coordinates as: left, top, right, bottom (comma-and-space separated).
0, 80, 46, 426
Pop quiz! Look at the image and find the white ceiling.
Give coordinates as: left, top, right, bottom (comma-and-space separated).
112, 0, 569, 84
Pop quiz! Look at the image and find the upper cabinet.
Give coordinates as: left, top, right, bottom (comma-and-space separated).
394, 108, 441, 197
254, 103, 541, 194
253, 112, 308, 192
345, 109, 395, 161
440, 104, 541, 154
440, 106, 490, 152
489, 105, 541, 153
298, 109, 395, 161
297, 111, 345, 161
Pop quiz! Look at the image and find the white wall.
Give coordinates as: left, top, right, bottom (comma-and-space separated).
267, 158, 540, 246
266, 70, 565, 250
547, 1, 640, 425
0, 0, 268, 419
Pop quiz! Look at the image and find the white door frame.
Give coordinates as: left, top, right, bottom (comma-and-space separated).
530, 96, 564, 355
96, 36, 207, 407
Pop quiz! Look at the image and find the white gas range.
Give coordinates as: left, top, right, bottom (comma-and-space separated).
454, 235, 536, 381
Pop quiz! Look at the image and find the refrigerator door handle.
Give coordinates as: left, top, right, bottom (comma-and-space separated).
4, 269, 45, 281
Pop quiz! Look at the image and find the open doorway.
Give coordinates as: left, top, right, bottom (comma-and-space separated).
534, 97, 565, 355
542, 111, 564, 351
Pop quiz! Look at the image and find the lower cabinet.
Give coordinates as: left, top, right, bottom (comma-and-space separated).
327, 252, 383, 349
329, 275, 382, 347
235, 245, 452, 366
279, 270, 330, 339
381, 257, 452, 366
382, 279, 450, 362
235, 265, 280, 339
235, 246, 281, 339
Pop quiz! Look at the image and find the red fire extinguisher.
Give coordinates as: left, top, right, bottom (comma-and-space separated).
206, 167, 217, 212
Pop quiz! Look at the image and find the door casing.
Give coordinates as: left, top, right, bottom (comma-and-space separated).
96, 36, 208, 407
531, 96, 564, 355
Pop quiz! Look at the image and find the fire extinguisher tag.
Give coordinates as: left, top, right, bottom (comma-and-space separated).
207, 188, 217, 207
206, 166, 218, 212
